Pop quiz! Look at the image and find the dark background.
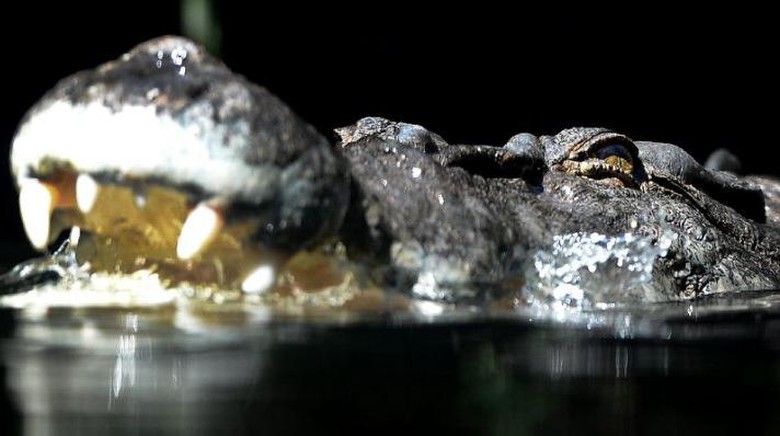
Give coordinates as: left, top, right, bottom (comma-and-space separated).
1, 3, 776, 257
2, 7, 779, 435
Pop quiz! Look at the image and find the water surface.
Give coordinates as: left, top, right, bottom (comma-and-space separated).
2, 251, 780, 435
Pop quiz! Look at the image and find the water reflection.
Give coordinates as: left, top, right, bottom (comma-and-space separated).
3, 310, 270, 434
3, 306, 780, 435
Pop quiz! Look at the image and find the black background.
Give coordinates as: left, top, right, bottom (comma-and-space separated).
1, 3, 777, 257
1, 6, 779, 434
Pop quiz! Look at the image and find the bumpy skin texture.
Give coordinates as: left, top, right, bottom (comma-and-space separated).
11, 36, 349, 251
10, 37, 780, 299
337, 118, 780, 297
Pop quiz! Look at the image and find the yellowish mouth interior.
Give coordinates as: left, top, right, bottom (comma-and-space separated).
40, 171, 354, 297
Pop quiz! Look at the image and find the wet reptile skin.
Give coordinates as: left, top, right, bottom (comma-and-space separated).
10, 37, 780, 300
336, 117, 780, 297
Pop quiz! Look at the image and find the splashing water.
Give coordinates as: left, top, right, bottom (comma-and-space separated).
0, 240, 176, 312
1, 217, 678, 325
0, 236, 362, 321
524, 228, 676, 312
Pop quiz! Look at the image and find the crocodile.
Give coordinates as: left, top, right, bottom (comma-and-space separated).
7, 36, 780, 304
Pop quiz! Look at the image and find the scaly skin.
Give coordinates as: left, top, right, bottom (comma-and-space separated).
337, 118, 780, 298
9, 37, 780, 300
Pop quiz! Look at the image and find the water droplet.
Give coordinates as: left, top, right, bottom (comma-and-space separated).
411, 272, 438, 299
525, 224, 674, 309
145, 88, 160, 100
171, 46, 188, 66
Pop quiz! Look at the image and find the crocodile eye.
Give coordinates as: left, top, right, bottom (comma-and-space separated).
596, 143, 634, 172
597, 143, 633, 162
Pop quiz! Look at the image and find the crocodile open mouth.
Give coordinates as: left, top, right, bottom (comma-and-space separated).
16, 169, 351, 296
19, 170, 270, 289
10, 36, 354, 299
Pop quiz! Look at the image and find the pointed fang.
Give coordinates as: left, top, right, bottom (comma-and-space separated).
75, 174, 100, 213
176, 202, 223, 260
241, 264, 276, 294
19, 178, 57, 250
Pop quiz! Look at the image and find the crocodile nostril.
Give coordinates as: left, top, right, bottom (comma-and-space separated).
504, 132, 544, 163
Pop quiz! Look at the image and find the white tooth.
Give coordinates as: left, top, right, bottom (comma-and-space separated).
75, 174, 99, 213
69, 226, 81, 247
241, 264, 276, 294
19, 178, 55, 250
176, 203, 223, 260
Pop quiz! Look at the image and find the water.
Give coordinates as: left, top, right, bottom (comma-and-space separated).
3, 302, 780, 435
3, 243, 780, 434
525, 228, 675, 309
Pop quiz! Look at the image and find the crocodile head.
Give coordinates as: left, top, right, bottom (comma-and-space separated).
9, 37, 780, 303
10, 36, 350, 293
336, 118, 780, 301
